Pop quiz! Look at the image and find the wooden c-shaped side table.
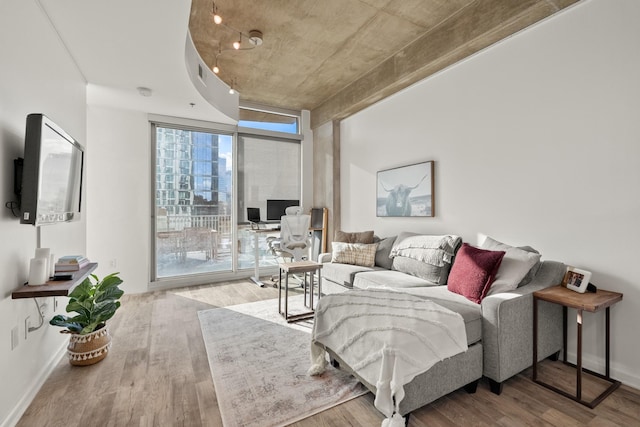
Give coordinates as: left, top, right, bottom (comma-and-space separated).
278, 261, 322, 323
533, 285, 623, 408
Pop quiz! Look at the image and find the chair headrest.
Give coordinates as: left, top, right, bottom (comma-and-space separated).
285, 206, 303, 215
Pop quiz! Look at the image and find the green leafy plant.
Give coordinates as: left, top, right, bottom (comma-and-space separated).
50, 272, 124, 335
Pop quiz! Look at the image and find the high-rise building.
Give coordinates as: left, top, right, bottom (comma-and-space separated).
155, 127, 220, 220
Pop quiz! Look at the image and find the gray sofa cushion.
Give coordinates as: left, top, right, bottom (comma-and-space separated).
391, 256, 451, 285
322, 262, 379, 287
353, 269, 438, 290
390, 232, 461, 285
403, 286, 482, 346
374, 235, 396, 269
517, 245, 542, 287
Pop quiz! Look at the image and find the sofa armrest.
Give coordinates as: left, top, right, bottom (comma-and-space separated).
318, 252, 332, 263
481, 260, 566, 384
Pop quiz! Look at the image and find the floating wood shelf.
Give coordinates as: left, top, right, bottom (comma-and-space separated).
12, 263, 98, 299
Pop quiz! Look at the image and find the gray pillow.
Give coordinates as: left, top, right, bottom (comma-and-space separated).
516, 245, 542, 287
481, 237, 542, 295
391, 256, 450, 285
374, 236, 397, 269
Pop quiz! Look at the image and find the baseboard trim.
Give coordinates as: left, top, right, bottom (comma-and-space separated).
0, 341, 67, 427
565, 350, 640, 391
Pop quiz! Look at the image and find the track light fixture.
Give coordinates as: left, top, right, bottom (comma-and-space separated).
213, 47, 221, 74
212, 1, 222, 25
209, 0, 262, 92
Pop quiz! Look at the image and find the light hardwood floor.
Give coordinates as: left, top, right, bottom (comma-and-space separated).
17, 279, 640, 426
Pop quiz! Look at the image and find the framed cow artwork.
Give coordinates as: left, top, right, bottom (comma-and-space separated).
376, 161, 434, 217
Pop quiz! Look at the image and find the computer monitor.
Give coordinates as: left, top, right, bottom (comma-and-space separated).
247, 207, 261, 223
266, 199, 300, 221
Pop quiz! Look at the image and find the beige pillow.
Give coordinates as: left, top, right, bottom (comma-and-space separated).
334, 230, 375, 244
331, 242, 378, 267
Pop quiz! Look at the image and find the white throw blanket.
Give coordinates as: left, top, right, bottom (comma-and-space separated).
308, 288, 467, 427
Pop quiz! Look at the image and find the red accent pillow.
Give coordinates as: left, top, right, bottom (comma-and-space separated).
447, 243, 505, 303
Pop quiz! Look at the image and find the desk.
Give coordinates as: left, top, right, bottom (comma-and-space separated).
247, 228, 280, 287
533, 285, 623, 408
278, 261, 322, 322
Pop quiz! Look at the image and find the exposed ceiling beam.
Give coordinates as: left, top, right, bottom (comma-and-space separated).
310, 0, 580, 128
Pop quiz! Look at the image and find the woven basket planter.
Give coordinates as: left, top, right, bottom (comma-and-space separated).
66, 326, 112, 366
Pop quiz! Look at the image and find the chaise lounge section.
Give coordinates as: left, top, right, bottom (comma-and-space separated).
316, 231, 565, 418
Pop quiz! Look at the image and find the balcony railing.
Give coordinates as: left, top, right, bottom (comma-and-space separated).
156, 214, 233, 234
154, 213, 278, 278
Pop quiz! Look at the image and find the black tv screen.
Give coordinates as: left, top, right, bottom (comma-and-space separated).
266, 199, 299, 221
19, 114, 84, 226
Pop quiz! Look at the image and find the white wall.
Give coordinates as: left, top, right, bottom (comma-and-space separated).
340, 0, 640, 388
86, 106, 150, 294
0, 1, 88, 425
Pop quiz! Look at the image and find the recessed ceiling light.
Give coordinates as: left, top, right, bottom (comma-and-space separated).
136, 87, 152, 97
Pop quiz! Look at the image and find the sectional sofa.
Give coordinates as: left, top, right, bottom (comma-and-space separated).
316, 231, 566, 417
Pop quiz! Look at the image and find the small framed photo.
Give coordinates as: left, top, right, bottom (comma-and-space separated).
561, 266, 592, 293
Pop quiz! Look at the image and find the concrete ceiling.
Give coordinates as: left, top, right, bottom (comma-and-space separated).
190, 0, 579, 126
37, 0, 579, 128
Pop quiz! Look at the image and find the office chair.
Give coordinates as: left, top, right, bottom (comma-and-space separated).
267, 206, 311, 286
280, 206, 311, 261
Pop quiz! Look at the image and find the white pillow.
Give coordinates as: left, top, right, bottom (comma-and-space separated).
481, 236, 541, 295
331, 242, 378, 267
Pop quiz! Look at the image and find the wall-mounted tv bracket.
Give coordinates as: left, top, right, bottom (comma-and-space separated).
4, 157, 22, 217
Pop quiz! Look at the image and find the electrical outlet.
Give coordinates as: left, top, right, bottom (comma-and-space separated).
24, 316, 30, 340
110, 258, 117, 268
11, 326, 19, 350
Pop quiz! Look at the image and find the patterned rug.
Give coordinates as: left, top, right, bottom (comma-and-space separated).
198, 296, 368, 427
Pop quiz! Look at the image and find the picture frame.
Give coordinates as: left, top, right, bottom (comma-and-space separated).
561, 266, 592, 293
376, 160, 434, 217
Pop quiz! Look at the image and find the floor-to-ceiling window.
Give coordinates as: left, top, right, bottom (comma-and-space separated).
150, 107, 303, 285
152, 123, 234, 280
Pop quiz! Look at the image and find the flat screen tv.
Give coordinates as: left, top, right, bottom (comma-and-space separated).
18, 113, 84, 226
266, 199, 299, 221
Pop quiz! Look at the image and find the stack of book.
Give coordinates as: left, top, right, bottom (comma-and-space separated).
54, 255, 90, 273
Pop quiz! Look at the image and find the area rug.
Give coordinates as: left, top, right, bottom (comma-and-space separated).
198, 296, 368, 427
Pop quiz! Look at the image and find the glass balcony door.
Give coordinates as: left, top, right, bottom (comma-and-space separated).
152, 124, 234, 279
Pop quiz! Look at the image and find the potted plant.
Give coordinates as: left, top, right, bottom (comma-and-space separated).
50, 272, 124, 366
